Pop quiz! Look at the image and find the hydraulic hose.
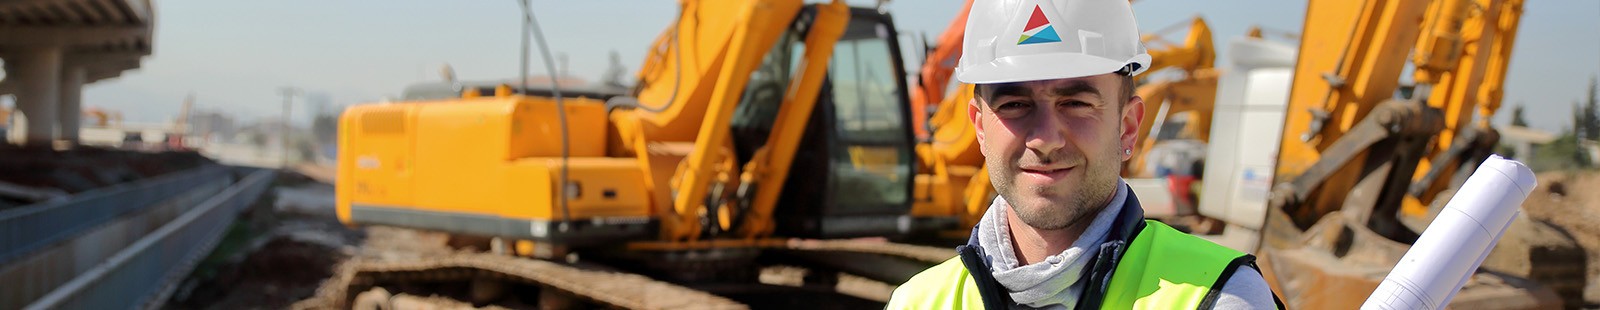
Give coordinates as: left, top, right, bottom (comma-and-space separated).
520, 0, 573, 232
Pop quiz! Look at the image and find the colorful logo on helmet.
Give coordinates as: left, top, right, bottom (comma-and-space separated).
1017, 5, 1061, 45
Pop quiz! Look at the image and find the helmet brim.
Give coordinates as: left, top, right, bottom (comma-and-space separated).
955, 53, 1151, 84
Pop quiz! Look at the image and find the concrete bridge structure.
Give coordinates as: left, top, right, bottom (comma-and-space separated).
0, 0, 154, 147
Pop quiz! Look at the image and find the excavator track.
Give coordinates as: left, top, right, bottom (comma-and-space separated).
299, 237, 951, 309
306, 253, 747, 310
785, 239, 956, 264
761, 239, 956, 289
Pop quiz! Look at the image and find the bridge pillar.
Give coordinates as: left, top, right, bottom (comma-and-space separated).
58, 65, 85, 145
10, 46, 64, 147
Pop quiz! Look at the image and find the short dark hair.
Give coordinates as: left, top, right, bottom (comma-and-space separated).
1116, 74, 1135, 108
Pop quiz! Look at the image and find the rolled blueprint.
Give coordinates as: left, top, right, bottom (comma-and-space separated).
1361, 155, 1536, 310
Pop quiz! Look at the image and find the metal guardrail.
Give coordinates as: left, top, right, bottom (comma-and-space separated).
0, 165, 231, 265
25, 168, 275, 310
1, 179, 230, 309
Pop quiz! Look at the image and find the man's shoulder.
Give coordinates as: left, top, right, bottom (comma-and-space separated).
1111, 221, 1281, 308
888, 256, 979, 309
895, 256, 970, 292
1138, 220, 1245, 256
1214, 264, 1281, 309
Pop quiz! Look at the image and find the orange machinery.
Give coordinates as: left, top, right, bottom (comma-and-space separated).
337, 0, 949, 252
1244, 0, 1551, 307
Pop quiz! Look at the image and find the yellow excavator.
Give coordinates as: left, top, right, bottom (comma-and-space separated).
1127, 16, 1217, 178
338, 0, 941, 255
1191, 0, 1578, 308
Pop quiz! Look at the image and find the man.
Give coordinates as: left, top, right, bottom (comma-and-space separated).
888, 1, 1283, 309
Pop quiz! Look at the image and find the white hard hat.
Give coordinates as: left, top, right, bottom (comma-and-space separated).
956, 0, 1151, 84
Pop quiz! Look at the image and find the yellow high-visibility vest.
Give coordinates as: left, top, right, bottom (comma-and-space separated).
887, 220, 1255, 309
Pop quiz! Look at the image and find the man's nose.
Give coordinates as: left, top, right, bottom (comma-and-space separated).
1024, 109, 1067, 155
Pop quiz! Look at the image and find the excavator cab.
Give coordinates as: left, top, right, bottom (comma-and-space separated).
728, 7, 918, 238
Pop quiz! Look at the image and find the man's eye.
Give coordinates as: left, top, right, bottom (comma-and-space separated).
997, 102, 1030, 110
1060, 100, 1092, 107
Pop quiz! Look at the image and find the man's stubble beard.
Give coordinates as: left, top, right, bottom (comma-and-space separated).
990, 141, 1122, 231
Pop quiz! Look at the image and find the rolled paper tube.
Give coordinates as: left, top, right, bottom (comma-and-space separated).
1361, 155, 1536, 310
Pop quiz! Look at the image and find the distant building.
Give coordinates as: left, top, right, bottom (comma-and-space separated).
236, 118, 291, 146
1497, 125, 1557, 161
187, 110, 237, 144
1583, 139, 1600, 167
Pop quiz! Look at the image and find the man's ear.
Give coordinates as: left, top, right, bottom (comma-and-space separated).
1121, 95, 1145, 161
968, 95, 984, 145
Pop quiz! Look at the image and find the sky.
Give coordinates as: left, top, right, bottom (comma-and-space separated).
21, 1, 1597, 133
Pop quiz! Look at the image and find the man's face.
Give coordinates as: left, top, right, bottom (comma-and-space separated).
968, 73, 1144, 230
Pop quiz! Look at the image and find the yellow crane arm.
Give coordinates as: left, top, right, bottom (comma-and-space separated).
1271, 0, 1430, 218
1405, 0, 1525, 215
736, 1, 851, 238
663, 0, 806, 241
1141, 16, 1215, 76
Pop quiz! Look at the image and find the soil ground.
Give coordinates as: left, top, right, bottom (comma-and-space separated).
173, 167, 1600, 309
1521, 169, 1600, 308
167, 170, 893, 310
164, 173, 366, 310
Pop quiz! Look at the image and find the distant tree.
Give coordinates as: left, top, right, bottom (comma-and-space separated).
311, 110, 340, 144
1586, 75, 1600, 141
1494, 142, 1517, 159
298, 139, 317, 164
1575, 102, 1585, 141
1511, 103, 1529, 127
1528, 103, 1597, 171
602, 50, 628, 88
1530, 127, 1594, 171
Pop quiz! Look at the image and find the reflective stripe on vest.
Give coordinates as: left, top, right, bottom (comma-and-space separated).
887, 220, 1247, 309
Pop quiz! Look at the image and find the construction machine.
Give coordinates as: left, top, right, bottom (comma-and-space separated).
1189, 0, 1581, 308
904, 0, 986, 239
1126, 16, 1216, 178
335, 1, 961, 307
81, 107, 122, 128
1243, 0, 1530, 250
340, 0, 941, 245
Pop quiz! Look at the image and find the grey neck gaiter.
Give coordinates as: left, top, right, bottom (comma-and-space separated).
977, 179, 1128, 309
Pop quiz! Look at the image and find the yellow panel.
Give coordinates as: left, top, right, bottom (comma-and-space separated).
407, 97, 520, 218
508, 157, 654, 220
342, 94, 649, 230
507, 97, 608, 159
339, 104, 417, 217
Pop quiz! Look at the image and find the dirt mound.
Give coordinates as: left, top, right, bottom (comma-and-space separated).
169, 238, 349, 310
1518, 169, 1600, 308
